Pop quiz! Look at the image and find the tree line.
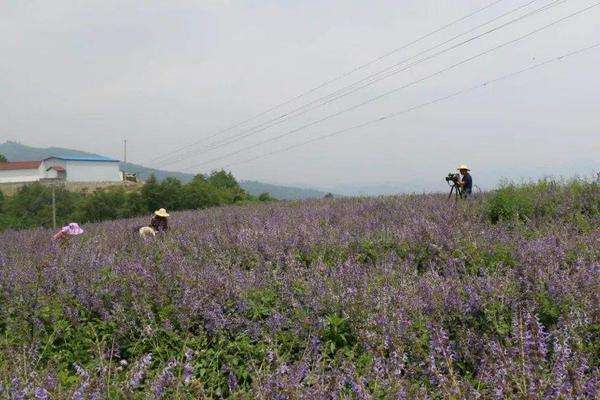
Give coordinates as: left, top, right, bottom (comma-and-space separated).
0, 170, 273, 231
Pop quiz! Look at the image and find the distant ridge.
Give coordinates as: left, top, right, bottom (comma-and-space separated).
0, 141, 331, 200
240, 181, 331, 200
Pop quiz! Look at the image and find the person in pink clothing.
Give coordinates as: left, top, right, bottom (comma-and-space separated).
52, 222, 84, 246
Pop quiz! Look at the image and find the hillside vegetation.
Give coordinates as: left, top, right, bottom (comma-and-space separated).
0, 180, 598, 399
0, 171, 272, 231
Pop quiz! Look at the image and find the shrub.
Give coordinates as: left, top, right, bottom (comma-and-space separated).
483, 179, 599, 224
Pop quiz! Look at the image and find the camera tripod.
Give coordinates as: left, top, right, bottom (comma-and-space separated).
448, 183, 463, 200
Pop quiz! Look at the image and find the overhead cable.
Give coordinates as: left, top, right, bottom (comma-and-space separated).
147, 0, 509, 165
179, 1, 600, 171
224, 42, 600, 168
155, 0, 567, 168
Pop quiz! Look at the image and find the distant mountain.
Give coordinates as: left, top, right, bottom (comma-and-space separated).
324, 182, 430, 196
0, 141, 330, 200
240, 180, 330, 200
0, 140, 102, 161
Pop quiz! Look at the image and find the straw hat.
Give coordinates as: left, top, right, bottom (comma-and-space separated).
457, 164, 471, 171
62, 222, 84, 236
154, 208, 170, 218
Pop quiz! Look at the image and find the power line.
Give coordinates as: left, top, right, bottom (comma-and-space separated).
147, 0, 508, 165
154, 0, 566, 169
155, 0, 557, 168
179, 1, 599, 171
224, 42, 600, 169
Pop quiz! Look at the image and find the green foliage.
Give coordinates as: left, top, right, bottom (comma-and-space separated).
0, 170, 261, 231
158, 177, 186, 211
0, 153, 6, 163
0, 183, 79, 228
321, 313, 357, 356
140, 174, 162, 212
294, 237, 410, 270
484, 183, 535, 223
480, 301, 512, 337
575, 323, 600, 368
454, 241, 516, 276
483, 179, 600, 224
244, 288, 278, 320
406, 317, 430, 364
74, 187, 142, 223
258, 192, 274, 202
208, 170, 238, 190
183, 174, 222, 210
536, 289, 561, 330
0, 296, 272, 398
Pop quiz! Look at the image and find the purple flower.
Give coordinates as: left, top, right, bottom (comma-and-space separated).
0, 183, 598, 398
183, 349, 194, 384
129, 353, 152, 389
34, 388, 50, 400
228, 370, 238, 393
150, 360, 177, 398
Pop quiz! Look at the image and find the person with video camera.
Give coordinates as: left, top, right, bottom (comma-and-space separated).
456, 164, 473, 197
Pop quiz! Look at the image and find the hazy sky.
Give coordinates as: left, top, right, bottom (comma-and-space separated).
1, 0, 599, 189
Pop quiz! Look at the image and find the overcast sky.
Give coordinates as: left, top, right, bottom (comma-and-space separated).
1, 0, 599, 190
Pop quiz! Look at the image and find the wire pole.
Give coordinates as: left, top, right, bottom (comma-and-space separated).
124, 139, 127, 166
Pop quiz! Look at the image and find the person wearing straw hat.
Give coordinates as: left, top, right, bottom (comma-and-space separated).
456, 164, 473, 197
52, 222, 84, 245
149, 208, 170, 233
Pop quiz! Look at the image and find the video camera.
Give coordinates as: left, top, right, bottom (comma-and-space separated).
445, 173, 460, 184
445, 172, 462, 199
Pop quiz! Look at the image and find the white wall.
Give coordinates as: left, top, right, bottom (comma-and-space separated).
45, 169, 58, 179
0, 169, 41, 183
64, 161, 121, 182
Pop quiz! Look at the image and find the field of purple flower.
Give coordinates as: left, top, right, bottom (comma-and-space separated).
0, 181, 598, 399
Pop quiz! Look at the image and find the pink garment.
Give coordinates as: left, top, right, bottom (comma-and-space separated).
53, 223, 84, 241
61, 223, 84, 236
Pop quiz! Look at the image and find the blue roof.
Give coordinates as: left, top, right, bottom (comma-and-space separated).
45, 155, 120, 163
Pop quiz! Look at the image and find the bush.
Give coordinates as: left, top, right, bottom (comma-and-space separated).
483, 179, 599, 224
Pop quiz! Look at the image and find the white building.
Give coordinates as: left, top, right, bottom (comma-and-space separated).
0, 155, 122, 184
41, 156, 121, 182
